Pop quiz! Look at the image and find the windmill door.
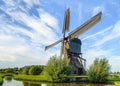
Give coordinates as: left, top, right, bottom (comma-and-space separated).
78, 68, 83, 75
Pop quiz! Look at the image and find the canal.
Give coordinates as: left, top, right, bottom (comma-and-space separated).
1, 76, 114, 86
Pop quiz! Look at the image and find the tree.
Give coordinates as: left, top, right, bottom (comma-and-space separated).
44, 55, 71, 82
22, 66, 30, 75
87, 58, 110, 83
4, 68, 14, 73
28, 65, 44, 75
13, 67, 19, 74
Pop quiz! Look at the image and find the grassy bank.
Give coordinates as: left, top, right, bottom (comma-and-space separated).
0, 74, 4, 84
107, 74, 120, 86
13, 74, 48, 82
0, 77, 3, 84
14, 74, 89, 82
0, 74, 5, 78
13, 74, 120, 85
114, 81, 120, 86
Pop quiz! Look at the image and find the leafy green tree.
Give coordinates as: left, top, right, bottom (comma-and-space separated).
28, 65, 44, 75
0, 69, 4, 73
13, 67, 19, 74
117, 72, 120, 74
4, 68, 14, 73
44, 55, 71, 82
87, 58, 110, 83
22, 66, 30, 75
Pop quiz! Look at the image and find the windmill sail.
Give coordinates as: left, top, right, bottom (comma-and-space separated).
60, 41, 64, 57
45, 38, 63, 50
62, 8, 70, 33
68, 12, 102, 40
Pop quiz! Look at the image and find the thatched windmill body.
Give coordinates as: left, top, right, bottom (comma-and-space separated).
45, 8, 102, 75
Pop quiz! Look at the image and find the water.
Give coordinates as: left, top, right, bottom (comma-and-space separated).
1, 76, 114, 86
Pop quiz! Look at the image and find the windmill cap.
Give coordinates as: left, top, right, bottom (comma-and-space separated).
70, 38, 82, 45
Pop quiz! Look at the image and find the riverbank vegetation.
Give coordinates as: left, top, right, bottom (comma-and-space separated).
0, 56, 120, 85
107, 73, 120, 85
14, 55, 71, 82
0, 77, 3, 84
87, 58, 110, 83
43, 55, 71, 82
13, 74, 47, 82
115, 81, 120, 85
0, 74, 4, 84
20, 65, 44, 75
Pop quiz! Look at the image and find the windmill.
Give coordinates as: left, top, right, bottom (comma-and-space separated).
45, 8, 102, 75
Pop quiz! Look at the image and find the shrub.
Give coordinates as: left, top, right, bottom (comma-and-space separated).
28, 66, 44, 75
87, 58, 110, 83
22, 66, 30, 75
44, 55, 71, 82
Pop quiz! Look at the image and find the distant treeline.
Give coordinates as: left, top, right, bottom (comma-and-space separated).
0, 65, 45, 75
110, 72, 120, 74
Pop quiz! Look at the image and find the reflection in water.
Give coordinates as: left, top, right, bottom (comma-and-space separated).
39, 83, 114, 86
23, 82, 41, 86
4, 76, 12, 82
45, 83, 87, 86
1, 77, 114, 86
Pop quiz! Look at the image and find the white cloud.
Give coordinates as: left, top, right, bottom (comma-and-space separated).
84, 50, 120, 72
108, 56, 120, 72
4, 9, 59, 45
2, 0, 17, 6
93, 20, 120, 47
23, 0, 41, 8
92, 6, 105, 16
83, 48, 112, 68
82, 26, 113, 41
0, 0, 60, 68
81, 20, 120, 72
0, 34, 28, 62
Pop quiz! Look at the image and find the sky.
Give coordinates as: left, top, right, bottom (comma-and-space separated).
0, 0, 120, 72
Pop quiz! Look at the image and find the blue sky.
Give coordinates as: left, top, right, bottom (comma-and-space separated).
0, 0, 120, 72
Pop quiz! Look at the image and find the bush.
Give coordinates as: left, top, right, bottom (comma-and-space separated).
87, 58, 110, 83
28, 66, 44, 75
4, 68, 14, 73
22, 66, 30, 75
44, 55, 71, 82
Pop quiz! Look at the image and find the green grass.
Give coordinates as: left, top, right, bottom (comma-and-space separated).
0, 77, 3, 84
114, 81, 120, 86
11, 73, 120, 85
0, 74, 4, 84
107, 74, 120, 85
14, 74, 89, 82
13, 74, 49, 82
70, 74, 120, 85
0, 74, 5, 78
